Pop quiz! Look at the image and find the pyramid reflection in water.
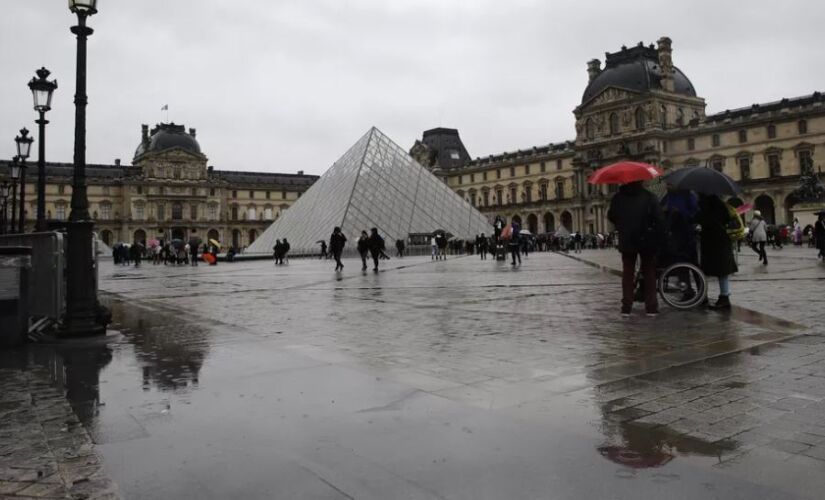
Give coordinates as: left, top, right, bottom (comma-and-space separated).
246, 127, 491, 255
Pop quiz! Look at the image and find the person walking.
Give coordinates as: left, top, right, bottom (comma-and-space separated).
273, 239, 283, 265
368, 228, 384, 271
282, 238, 291, 264
508, 222, 522, 266
130, 241, 143, 267
435, 232, 448, 260
749, 210, 768, 265
357, 230, 370, 270
430, 235, 438, 260
189, 230, 202, 266
573, 232, 583, 253
815, 211, 825, 260
395, 239, 405, 258
329, 226, 347, 271
478, 233, 488, 260
607, 181, 663, 317
697, 194, 738, 310
320, 241, 328, 260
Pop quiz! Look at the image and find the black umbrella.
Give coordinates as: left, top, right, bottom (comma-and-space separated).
663, 166, 742, 195
170, 238, 184, 249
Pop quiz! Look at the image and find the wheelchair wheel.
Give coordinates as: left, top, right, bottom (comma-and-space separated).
658, 262, 707, 310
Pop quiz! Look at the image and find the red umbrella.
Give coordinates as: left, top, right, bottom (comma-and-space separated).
736, 202, 754, 215
588, 161, 664, 185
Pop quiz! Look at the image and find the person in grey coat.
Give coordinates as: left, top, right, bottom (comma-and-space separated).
749, 210, 768, 265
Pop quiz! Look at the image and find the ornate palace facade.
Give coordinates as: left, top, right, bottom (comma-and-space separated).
412, 37, 825, 233
1, 123, 317, 249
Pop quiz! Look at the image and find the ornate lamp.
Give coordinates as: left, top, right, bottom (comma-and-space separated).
29, 68, 58, 231
15, 128, 33, 160
29, 67, 58, 112
68, 0, 97, 14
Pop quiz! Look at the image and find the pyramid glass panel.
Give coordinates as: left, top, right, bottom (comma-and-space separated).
247, 127, 491, 255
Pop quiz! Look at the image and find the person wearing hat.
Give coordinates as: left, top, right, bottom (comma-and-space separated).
749, 210, 768, 265
815, 211, 825, 260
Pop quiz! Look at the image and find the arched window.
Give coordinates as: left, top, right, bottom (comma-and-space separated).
264, 206, 273, 220
172, 202, 183, 220
609, 113, 619, 135
676, 108, 684, 126
585, 118, 594, 140
247, 206, 257, 221
660, 105, 667, 128
634, 107, 645, 130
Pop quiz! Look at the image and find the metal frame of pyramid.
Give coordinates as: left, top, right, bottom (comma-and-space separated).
246, 127, 491, 255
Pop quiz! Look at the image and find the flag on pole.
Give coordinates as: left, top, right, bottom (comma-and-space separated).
161, 104, 168, 110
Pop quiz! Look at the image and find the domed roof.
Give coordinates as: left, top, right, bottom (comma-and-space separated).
581, 45, 696, 105
134, 123, 202, 159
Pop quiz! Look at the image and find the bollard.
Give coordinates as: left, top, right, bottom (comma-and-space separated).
0, 247, 32, 347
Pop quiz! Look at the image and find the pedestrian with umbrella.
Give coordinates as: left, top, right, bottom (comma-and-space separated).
597, 161, 665, 317
666, 166, 742, 309
189, 229, 202, 266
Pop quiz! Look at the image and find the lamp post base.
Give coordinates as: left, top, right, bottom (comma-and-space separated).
60, 220, 109, 338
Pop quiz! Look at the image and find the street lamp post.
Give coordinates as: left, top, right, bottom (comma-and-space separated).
8, 157, 21, 234
29, 67, 58, 232
0, 182, 10, 235
63, 0, 107, 337
15, 128, 33, 233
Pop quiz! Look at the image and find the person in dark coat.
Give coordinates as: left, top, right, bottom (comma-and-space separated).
189, 230, 202, 266
508, 222, 522, 266
814, 211, 825, 260
357, 231, 370, 270
607, 181, 663, 316
367, 228, 384, 271
696, 194, 738, 309
320, 241, 328, 260
478, 233, 488, 260
130, 241, 143, 267
282, 238, 290, 264
329, 227, 347, 271
395, 239, 405, 258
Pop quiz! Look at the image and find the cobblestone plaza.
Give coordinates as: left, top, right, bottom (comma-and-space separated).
2, 247, 824, 499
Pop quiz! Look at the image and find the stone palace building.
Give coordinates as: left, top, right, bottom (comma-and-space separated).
1, 123, 317, 249
412, 37, 825, 234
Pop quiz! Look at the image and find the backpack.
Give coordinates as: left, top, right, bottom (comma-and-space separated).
725, 203, 746, 241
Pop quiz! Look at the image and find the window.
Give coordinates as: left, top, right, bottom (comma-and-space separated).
799, 150, 813, 174
509, 167, 515, 177
540, 162, 546, 173
712, 134, 720, 147
482, 190, 489, 207
768, 154, 781, 177
738, 129, 748, 143
555, 181, 565, 199
190, 204, 198, 220
660, 105, 667, 128
609, 113, 619, 135
798, 119, 808, 134
738, 157, 751, 180
687, 138, 695, 151
102, 185, 110, 195
676, 108, 684, 126
210, 188, 216, 196
100, 203, 111, 220
711, 159, 724, 172
231, 205, 239, 221
264, 207, 273, 220
509, 186, 517, 204
174, 168, 181, 179
539, 183, 548, 201
524, 185, 532, 203
55, 203, 66, 221
525, 165, 530, 175
585, 118, 594, 140
282, 191, 287, 199
172, 202, 183, 220
208, 204, 218, 221
157, 203, 165, 220
457, 175, 463, 185
556, 159, 562, 170
136, 186, 143, 195
449, 150, 460, 160
248, 206, 257, 221
496, 169, 501, 179
248, 191, 254, 199
635, 107, 645, 130
468, 190, 477, 207
232, 190, 237, 198
662, 141, 668, 153
135, 203, 145, 220
58, 184, 66, 195
470, 173, 475, 183
496, 189, 503, 206
767, 124, 776, 139
482, 172, 488, 181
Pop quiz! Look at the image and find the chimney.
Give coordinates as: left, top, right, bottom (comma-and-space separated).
207, 166, 214, 173
586, 59, 602, 83
657, 36, 674, 92
141, 124, 149, 143
189, 128, 196, 138
297, 170, 304, 175
114, 158, 121, 166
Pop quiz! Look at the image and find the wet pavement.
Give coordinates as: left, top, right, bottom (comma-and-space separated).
3, 249, 825, 499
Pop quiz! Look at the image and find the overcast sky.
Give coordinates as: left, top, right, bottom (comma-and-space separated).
1, 0, 823, 175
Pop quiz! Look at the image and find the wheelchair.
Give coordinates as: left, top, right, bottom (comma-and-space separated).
635, 235, 708, 310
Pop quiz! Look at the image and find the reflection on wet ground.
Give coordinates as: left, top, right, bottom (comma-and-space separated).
6, 251, 825, 499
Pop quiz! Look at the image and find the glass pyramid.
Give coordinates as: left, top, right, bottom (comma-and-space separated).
246, 127, 492, 255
